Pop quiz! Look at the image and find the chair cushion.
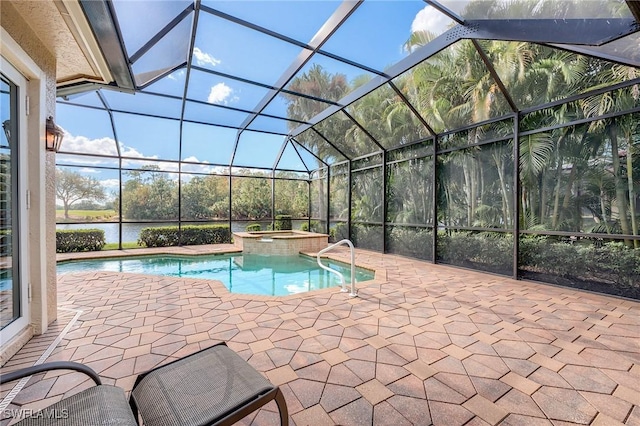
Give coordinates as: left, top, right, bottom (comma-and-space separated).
13, 385, 136, 426
131, 344, 275, 426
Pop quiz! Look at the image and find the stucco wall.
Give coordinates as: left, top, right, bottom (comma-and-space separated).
1, 3, 57, 98
1, 2, 58, 334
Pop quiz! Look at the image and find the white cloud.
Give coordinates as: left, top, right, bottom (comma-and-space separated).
58, 131, 226, 176
183, 155, 202, 163
78, 167, 99, 174
99, 178, 120, 189
207, 83, 234, 104
59, 130, 171, 172
120, 158, 179, 174
168, 69, 186, 81
118, 143, 151, 159
193, 47, 221, 67
61, 131, 119, 156
411, 5, 457, 36
182, 156, 228, 175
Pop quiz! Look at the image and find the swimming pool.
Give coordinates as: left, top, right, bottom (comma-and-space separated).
57, 254, 375, 296
0, 279, 10, 291
0, 270, 12, 291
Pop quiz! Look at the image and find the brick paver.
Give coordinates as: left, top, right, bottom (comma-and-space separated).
1, 245, 639, 425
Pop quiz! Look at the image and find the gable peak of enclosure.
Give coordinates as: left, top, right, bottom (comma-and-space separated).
55, 0, 640, 170
52, 0, 640, 298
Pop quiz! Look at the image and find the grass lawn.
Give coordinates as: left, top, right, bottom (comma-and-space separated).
103, 242, 140, 250
56, 209, 117, 220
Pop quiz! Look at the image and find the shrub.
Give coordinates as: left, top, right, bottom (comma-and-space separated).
310, 221, 325, 233
386, 227, 433, 260
56, 229, 106, 253
351, 224, 382, 250
437, 231, 513, 274
138, 225, 231, 248
274, 215, 292, 230
519, 237, 640, 288
246, 223, 261, 232
330, 222, 348, 243
300, 220, 320, 232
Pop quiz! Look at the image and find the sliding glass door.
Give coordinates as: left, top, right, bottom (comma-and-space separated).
1, 57, 27, 338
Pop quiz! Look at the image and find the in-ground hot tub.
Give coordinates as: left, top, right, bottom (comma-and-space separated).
233, 230, 329, 256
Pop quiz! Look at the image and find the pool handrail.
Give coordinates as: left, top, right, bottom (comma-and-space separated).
316, 239, 357, 297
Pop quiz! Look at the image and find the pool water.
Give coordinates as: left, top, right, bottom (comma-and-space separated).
0, 270, 12, 291
57, 254, 375, 296
0, 278, 11, 291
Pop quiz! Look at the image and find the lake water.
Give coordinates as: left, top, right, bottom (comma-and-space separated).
56, 220, 310, 244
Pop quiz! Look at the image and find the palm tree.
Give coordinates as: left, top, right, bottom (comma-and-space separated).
579, 63, 640, 246
283, 64, 351, 228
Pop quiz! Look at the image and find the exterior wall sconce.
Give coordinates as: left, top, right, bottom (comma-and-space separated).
45, 116, 64, 152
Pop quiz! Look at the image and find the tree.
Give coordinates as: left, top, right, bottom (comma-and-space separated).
579, 64, 640, 246
56, 168, 106, 219
122, 167, 178, 220
275, 176, 309, 218
181, 175, 229, 220
230, 170, 272, 220
283, 64, 351, 225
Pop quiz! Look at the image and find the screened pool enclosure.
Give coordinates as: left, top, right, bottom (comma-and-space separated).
53, 0, 640, 298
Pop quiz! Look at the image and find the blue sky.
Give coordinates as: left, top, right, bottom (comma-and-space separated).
56, 1, 455, 192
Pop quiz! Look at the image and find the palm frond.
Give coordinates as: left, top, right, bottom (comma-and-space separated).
520, 133, 554, 178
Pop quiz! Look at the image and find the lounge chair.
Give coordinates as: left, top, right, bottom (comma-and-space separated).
0, 342, 288, 425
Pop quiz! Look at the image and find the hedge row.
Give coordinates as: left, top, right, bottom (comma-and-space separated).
56, 229, 106, 253
245, 216, 293, 233
436, 232, 640, 293
519, 236, 640, 288
437, 232, 513, 274
386, 227, 433, 261
138, 225, 231, 247
325, 227, 638, 294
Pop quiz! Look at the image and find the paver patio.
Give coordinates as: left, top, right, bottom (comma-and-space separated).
1, 246, 639, 425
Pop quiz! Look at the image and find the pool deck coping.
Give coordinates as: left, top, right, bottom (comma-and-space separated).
56, 244, 388, 302
232, 230, 329, 239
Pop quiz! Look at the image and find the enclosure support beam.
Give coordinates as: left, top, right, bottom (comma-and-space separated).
78, 0, 135, 90
472, 40, 518, 113
432, 136, 438, 264
464, 18, 638, 46
228, 174, 233, 236
627, 0, 640, 23
307, 180, 312, 232
118, 158, 123, 250
347, 162, 352, 243
424, 0, 465, 24
326, 167, 331, 236
97, 91, 123, 250
290, 31, 458, 137
512, 114, 521, 279
178, 163, 182, 245
238, 0, 363, 132
382, 150, 388, 254
271, 170, 276, 229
